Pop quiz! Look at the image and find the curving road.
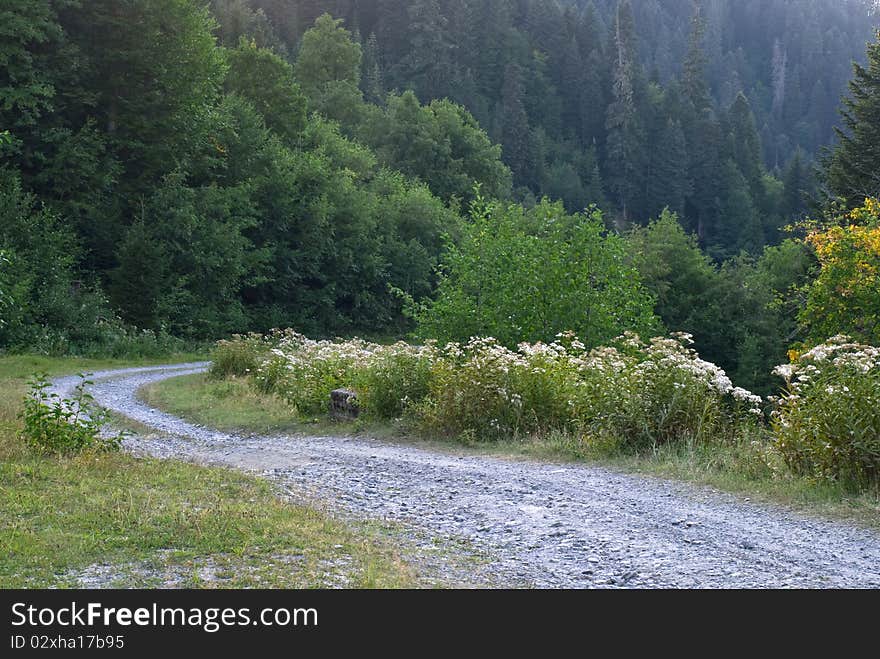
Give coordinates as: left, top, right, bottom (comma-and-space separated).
53, 364, 880, 588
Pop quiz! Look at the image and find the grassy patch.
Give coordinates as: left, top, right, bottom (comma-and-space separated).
146, 372, 880, 529
139, 373, 305, 435
0, 355, 418, 588
139, 373, 427, 441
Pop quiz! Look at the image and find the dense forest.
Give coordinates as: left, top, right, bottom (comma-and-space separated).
1, 0, 879, 395
219, 0, 877, 256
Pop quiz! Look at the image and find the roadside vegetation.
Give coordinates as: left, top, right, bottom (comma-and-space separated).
165, 323, 879, 527
0, 356, 418, 588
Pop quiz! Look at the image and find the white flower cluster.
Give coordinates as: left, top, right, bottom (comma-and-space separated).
624, 334, 763, 414
254, 330, 763, 422
773, 335, 880, 393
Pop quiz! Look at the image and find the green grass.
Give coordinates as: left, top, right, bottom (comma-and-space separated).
139, 373, 306, 435
145, 372, 880, 529
0, 355, 418, 588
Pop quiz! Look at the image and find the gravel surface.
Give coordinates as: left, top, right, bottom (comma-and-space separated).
53, 364, 880, 589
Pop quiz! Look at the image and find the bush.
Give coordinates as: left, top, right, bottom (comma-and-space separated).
418, 336, 583, 439
222, 328, 763, 451
771, 336, 880, 487
353, 342, 436, 419
20, 374, 124, 454
254, 333, 369, 415
210, 333, 271, 379
415, 197, 658, 348
607, 333, 764, 450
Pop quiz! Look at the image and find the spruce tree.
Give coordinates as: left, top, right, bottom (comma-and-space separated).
605, 0, 643, 223
645, 118, 690, 219
362, 32, 385, 105
823, 30, 880, 209
727, 92, 764, 196
500, 63, 531, 187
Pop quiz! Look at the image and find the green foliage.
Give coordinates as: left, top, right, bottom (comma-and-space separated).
224, 38, 306, 144
417, 195, 658, 348
110, 172, 257, 338
823, 29, 880, 209
0, 0, 61, 127
0, 168, 116, 354
294, 13, 364, 125
772, 337, 880, 488
20, 373, 122, 454
605, 334, 763, 451
0, 249, 13, 330
238, 330, 762, 451
0, 0, 867, 376
799, 201, 880, 347
626, 212, 815, 394
351, 344, 435, 420
360, 91, 511, 204
253, 334, 365, 415
209, 333, 271, 379
59, 0, 227, 190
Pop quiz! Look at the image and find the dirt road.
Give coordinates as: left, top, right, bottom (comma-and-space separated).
53, 364, 880, 588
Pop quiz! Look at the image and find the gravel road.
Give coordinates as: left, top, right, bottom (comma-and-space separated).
52, 364, 880, 588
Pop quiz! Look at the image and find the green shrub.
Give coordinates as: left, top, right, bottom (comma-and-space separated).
210, 333, 270, 379
254, 334, 369, 415
222, 329, 763, 452
771, 336, 880, 487
415, 197, 658, 348
20, 374, 124, 454
418, 336, 583, 439
606, 334, 763, 451
353, 342, 435, 419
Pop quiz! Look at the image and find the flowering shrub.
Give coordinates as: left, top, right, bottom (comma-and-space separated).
418, 336, 582, 438
800, 199, 880, 346
257, 335, 371, 415
226, 330, 763, 450
771, 336, 880, 486
352, 342, 436, 419
608, 333, 764, 449
210, 332, 271, 379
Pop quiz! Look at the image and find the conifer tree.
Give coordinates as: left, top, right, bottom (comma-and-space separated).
823, 30, 880, 209
500, 63, 530, 186
605, 0, 643, 223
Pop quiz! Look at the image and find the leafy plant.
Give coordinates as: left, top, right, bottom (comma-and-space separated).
20, 374, 124, 454
771, 336, 880, 487
241, 329, 762, 450
415, 196, 658, 348
800, 199, 880, 346
210, 333, 270, 379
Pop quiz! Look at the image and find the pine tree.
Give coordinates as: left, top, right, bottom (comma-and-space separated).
680, 2, 720, 241
605, 0, 643, 223
783, 149, 812, 220
645, 118, 690, 219
362, 32, 385, 105
682, 3, 710, 117
398, 0, 453, 101
727, 92, 764, 195
716, 159, 762, 259
823, 30, 880, 209
500, 63, 530, 187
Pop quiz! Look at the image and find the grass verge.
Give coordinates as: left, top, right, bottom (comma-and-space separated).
144, 372, 880, 529
0, 355, 418, 588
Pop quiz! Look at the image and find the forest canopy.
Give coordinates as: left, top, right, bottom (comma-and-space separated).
1, 0, 880, 396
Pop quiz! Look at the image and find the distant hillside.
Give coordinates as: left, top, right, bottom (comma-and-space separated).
214, 0, 878, 255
